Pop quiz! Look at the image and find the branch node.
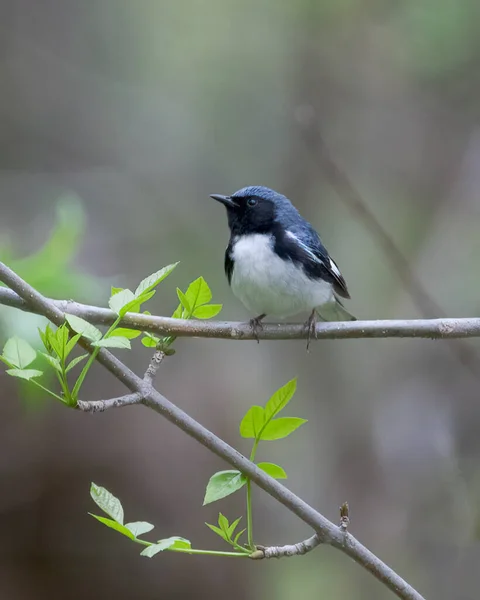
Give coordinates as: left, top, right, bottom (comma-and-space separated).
339, 501, 350, 531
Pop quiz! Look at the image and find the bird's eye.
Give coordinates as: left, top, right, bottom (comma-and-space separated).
247, 197, 257, 207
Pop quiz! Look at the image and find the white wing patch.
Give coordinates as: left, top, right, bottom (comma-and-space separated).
329, 257, 342, 278
286, 231, 324, 265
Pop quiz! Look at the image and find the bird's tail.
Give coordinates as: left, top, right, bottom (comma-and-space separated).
317, 300, 356, 322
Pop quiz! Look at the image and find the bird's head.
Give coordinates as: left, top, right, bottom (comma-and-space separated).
210, 186, 296, 236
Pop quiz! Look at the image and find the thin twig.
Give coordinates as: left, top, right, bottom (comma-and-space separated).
250, 533, 321, 559
77, 393, 142, 413
0, 287, 479, 341
0, 262, 425, 600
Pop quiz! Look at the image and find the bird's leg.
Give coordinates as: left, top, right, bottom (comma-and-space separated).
304, 309, 318, 352
249, 314, 266, 343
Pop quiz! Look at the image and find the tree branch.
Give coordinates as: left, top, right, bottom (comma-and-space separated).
0, 262, 425, 600
0, 286, 479, 341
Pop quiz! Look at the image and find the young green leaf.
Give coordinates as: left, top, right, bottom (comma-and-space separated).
3, 337, 37, 368
116, 291, 156, 317
203, 470, 247, 505
256, 462, 287, 479
239, 406, 265, 439
90, 483, 124, 524
110, 328, 142, 339
185, 276, 212, 309
54, 325, 70, 360
91, 337, 131, 350
259, 417, 307, 441
169, 537, 191, 550
38, 325, 52, 353
218, 512, 229, 533
40, 352, 62, 373
176, 288, 191, 314
193, 304, 222, 319
109, 289, 135, 315
205, 522, 228, 542
135, 263, 179, 297
227, 517, 242, 539
125, 521, 155, 537
140, 536, 186, 558
65, 354, 88, 373
141, 336, 158, 348
264, 378, 297, 420
6, 368, 43, 381
233, 528, 246, 545
65, 333, 82, 358
66, 315, 102, 342
89, 515, 135, 540
111, 286, 123, 296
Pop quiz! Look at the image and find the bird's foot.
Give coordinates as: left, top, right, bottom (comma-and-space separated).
249, 314, 266, 343
304, 309, 318, 352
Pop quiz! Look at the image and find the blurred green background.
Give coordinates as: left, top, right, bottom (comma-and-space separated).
2, 1, 480, 598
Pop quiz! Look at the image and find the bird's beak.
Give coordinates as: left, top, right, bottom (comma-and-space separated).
210, 194, 238, 209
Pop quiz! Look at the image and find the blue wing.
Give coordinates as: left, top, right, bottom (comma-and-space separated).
274, 225, 351, 299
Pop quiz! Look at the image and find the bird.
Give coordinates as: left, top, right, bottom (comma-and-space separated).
210, 186, 355, 347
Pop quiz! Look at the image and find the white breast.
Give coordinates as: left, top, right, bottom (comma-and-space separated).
230, 234, 334, 318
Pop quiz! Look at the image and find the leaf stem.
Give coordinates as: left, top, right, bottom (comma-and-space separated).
246, 480, 254, 550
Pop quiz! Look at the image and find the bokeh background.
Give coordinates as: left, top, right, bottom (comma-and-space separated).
1, 1, 480, 598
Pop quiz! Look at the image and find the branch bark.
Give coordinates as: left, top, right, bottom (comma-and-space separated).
0, 286, 479, 341
0, 262, 425, 600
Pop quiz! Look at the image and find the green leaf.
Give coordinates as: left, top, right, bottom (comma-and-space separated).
227, 517, 242, 539
38, 325, 51, 352
185, 276, 212, 309
110, 328, 142, 339
91, 337, 131, 350
90, 483, 124, 524
264, 378, 297, 421
66, 315, 102, 342
205, 522, 228, 542
256, 462, 287, 479
239, 406, 265, 439
65, 333, 82, 358
65, 354, 88, 373
40, 352, 62, 373
109, 289, 135, 315
141, 336, 158, 348
125, 521, 155, 538
203, 470, 247, 505
6, 368, 43, 381
3, 337, 37, 368
140, 536, 185, 557
54, 325, 69, 359
218, 512, 229, 533
111, 286, 123, 296
234, 528, 246, 544
135, 263, 179, 297
89, 514, 135, 540
117, 290, 156, 317
169, 537, 191, 549
176, 288, 191, 313
260, 417, 307, 441
193, 304, 223, 319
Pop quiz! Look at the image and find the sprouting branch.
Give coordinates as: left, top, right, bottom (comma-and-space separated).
0, 286, 479, 342
0, 262, 425, 600
250, 533, 321, 559
77, 392, 142, 413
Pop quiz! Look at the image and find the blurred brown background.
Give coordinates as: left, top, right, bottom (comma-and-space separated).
1, 1, 480, 598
